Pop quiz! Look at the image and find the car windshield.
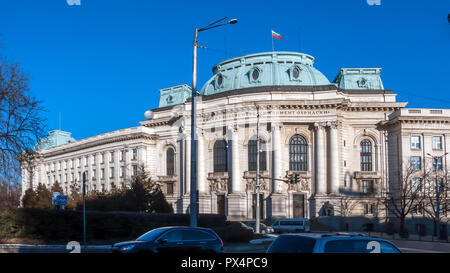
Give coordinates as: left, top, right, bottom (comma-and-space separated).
268, 235, 316, 253
136, 228, 169, 242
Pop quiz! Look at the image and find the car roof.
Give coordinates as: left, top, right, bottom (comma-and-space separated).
158, 226, 214, 232
280, 232, 371, 239
276, 218, 308, 221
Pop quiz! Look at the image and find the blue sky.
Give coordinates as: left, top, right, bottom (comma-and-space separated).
1, 0, 449, 141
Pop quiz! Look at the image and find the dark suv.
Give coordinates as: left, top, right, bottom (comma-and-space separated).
112, 227, 224, 254
267, 233, 401, 253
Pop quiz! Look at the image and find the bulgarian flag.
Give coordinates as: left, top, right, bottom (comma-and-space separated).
271, 30, 282, 40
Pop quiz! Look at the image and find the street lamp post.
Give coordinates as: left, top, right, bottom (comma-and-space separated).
255, 105, 260, 234
82, 171, 87, 245
427, 152, 448, 239
190, 17, 237, 227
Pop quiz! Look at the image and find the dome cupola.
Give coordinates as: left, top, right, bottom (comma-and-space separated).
200, 51, 330, 95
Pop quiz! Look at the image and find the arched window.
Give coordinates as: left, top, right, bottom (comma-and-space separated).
214, 140, 228, 172
360, 139, 373, 171
248, 139, 267, 171
289, 135, 308, 171
166, 148, 175, 175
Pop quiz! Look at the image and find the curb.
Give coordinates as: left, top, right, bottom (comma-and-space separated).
0, 244, 111, 249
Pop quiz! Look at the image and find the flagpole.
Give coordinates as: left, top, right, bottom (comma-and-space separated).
271, 30, 274, 51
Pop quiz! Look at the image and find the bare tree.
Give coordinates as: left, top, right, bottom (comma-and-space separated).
423, 168, 450, 237
382, 160, 432, 232
0, 179, 21, 208
339, 195, 360, 217
0, 57, 46, 181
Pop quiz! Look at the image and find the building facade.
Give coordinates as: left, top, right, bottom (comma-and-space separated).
21, 52, 450, 223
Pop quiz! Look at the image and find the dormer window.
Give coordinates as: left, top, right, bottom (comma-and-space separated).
216, 74, 224, 88
357, 78, 368, 88
292, 66, 300, 79
249, 67, 261, 83
288, 65, 302, 81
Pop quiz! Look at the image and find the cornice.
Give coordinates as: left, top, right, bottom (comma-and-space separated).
40, 132, 157, 158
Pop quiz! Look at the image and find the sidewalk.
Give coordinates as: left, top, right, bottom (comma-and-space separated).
357, 231, 450, 243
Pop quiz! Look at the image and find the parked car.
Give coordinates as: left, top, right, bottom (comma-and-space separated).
266, 233, 401, 253
243, 221, 274, 234
111, 226, 224, 253
271, 218, 310, 233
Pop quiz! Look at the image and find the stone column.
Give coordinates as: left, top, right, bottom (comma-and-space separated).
185, 135, 191, 194
197, 133, 207, 193
231, 128, 241, 193
272, 123, 282, 193
329, 121, 339, 194
314, 122, 326, 195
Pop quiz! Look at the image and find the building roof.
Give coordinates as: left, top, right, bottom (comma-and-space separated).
34, 130, 76, 150
154, 51, 388, 109
200, 51, 330, 96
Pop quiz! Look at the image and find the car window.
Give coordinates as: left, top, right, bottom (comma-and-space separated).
379, 241, 401, 253
160, 230, 183, 242
280, 221, 289, 226
267, 235, 316, 253
182, 230, 216, 241
136, 228, 168, 242
293, 221, 303, 226
324, 239, 379, 253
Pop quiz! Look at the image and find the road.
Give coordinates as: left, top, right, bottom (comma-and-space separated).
1, 239, 449, 253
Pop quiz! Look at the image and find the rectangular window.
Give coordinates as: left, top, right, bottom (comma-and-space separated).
364, 204, 375, 215
92, 155, 96, 165
85, 156, 88, 166
120, 166, 125, 178
101, 168, 105, 179
120, 151, 125, 161
433, 157, 443, 170
362, 180, 373, 194
411, 136, 421, 149
167, 183, 174, 195
411, 203, 423, 215
132, 149, 137, 160
411, 156, 422, 170
132, 165, 138, 176
412, 178, 422, 193
101, 153, 105, 164
92, 169, 96, 180
110, 167, 114, 178
110, 152, 114, 163
433, 136, 442, 150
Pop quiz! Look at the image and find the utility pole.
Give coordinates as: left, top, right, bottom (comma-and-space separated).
82, 171, 87, 245
190, 17, 238, 227
255, 105, 261, 234
427, 152, 448, 240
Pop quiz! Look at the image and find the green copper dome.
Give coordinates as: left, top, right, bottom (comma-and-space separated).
200, 51, 330, 95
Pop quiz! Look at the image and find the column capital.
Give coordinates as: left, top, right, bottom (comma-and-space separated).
314, 122, 327, 130
327, 120, 339, 129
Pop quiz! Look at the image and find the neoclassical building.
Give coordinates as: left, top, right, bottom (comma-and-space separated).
21, 51, 450, 221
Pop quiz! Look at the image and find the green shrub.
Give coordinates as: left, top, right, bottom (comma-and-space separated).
399, 228, 409, 239
213, 221, 254, 243
0, 208, 226, 243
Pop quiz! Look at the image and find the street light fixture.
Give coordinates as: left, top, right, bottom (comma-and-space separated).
426, 152, 448, 239
190, 17, 238, 227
